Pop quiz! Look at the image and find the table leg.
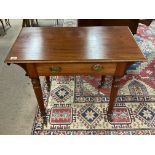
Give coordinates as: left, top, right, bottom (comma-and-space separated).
107, 76, 120, 121
31, 77, 47, 125
5, 19, 11, 27
98, 75, 106, 89
45, 76, 51, 92
0, 19, 5, 33
36, 19, 39, 26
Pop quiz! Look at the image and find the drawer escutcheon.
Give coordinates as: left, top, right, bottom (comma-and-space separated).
49, 66, 62, 74
92, 64, 103, 72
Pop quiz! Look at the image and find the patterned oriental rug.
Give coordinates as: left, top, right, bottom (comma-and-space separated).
32, 20, 155, 135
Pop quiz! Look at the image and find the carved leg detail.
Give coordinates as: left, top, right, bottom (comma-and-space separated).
31, 78, 46, 116
31, 78, 47, 125
45, 76, 51, 92
107, 76, 120, 121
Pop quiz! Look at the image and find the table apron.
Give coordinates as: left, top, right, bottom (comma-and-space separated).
35, 63, 118, 76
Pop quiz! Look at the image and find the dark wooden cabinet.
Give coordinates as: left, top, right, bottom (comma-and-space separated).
78, 19, 153, 34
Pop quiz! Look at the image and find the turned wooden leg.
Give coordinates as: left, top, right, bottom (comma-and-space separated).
31, 78, 47, 125
98, 75, 106, 89
26, 63, 47, 125
45, 76, 51, 92
107, 76, 120, 121
31, 78, 46, 116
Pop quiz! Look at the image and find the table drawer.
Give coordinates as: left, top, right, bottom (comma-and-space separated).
35, 63, 117, 76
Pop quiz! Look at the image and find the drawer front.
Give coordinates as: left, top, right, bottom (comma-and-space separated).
35, 63, 117, 76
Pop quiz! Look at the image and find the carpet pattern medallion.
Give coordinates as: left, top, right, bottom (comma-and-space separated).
32, 20, 155, 135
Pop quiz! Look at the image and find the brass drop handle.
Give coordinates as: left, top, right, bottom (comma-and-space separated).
92, 64, 103, 72
49, 66, 62, 74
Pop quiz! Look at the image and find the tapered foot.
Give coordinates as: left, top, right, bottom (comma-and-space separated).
107, 76, 121, 122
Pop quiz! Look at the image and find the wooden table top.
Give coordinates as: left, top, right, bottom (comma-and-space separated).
5, 27, 146, 64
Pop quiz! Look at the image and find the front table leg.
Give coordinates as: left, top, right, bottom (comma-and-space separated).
107, 76, 120, 121
31, 78, 47, 125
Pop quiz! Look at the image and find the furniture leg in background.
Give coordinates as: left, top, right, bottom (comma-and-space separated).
30, 19, 39, 26
22, 19, 30, 27
5, 19, 11, 27
0, 19, 6, 33
22, 19, 38, 27
56, 19, 59, 26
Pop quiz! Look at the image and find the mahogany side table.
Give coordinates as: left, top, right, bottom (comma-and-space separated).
5, 27, 146, 123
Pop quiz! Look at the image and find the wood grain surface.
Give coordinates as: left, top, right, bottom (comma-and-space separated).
5, 27, 146, 64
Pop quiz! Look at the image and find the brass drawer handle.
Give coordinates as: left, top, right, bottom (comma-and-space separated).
49, 66, 62, 74
92, 64, 103, 72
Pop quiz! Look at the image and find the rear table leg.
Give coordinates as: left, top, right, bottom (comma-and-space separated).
98, 75, 106, 89
45, 76, 51, 92
107, 76, 120, 122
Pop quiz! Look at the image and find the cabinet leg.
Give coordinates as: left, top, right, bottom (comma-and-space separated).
107, 76, 120, 121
